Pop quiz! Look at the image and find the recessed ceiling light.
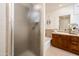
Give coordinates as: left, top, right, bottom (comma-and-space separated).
59, 4, 63, 7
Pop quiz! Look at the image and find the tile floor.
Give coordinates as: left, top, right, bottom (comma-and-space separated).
19, 50, 36, 56
45, 46, 77, 56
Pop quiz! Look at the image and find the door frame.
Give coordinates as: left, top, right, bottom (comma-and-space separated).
6, 3, 14, 56
6, 3, 45, 56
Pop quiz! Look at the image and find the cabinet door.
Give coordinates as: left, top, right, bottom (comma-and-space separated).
56, 35, 63, 48
52, 34, 71, 50
60, 35, 71, 50
52, 34, 63, 48
52, 34, 59, 46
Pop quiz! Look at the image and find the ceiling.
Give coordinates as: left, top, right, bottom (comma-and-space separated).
21, 3, 32, 8
21, 3, 74, 12
21, 3, 42, 8
46, 3, 73, 13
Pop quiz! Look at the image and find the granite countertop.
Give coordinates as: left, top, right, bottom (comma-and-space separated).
52, 32, 79, 37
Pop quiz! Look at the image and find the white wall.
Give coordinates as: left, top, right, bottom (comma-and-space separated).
45, 5, 73, 29
72, 15, 79, 26
71, 4, 79, 26
0, 3, 6, 56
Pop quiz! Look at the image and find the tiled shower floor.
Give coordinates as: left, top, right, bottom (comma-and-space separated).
19, 50, 36, 56
45, 46, 77, 56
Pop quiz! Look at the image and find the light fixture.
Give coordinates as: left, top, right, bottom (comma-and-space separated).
33, 4, 41, 10
58, 4, 63, 7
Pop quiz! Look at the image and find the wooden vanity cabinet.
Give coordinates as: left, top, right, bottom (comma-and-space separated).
51, 34, 62, 47
51, 34, 70, 50
51, 33, 79, 55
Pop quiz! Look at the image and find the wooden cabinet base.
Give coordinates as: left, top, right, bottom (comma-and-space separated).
51, 33, 79, 55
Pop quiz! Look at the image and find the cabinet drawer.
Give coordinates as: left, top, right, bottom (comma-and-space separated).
70, 44, 79, 51
71, 41, 79, 45
71, 37, 79, 42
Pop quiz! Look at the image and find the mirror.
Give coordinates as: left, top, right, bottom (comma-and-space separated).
59, 15, 70, 33
59, 14, 79, 34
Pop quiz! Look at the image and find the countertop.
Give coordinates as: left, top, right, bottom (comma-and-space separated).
52, 32, 79, 37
